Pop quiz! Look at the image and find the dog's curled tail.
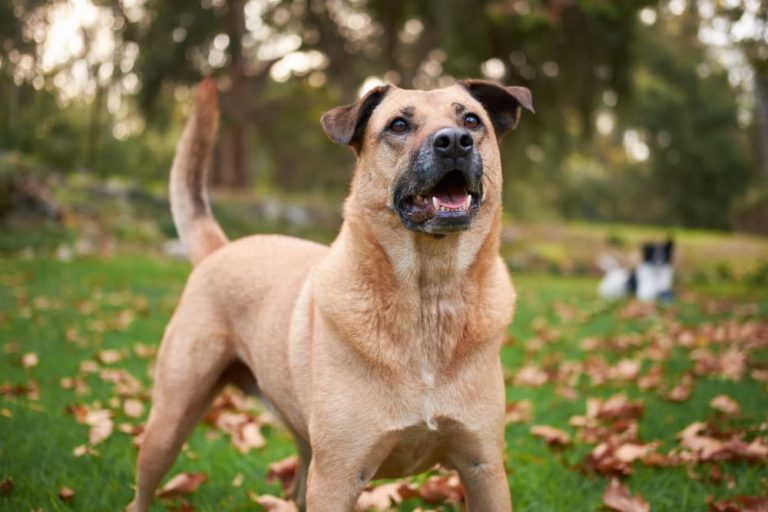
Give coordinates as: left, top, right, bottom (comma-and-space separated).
170, 77, 228, 266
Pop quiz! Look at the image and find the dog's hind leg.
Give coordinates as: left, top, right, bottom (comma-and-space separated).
127, 316, 234, 512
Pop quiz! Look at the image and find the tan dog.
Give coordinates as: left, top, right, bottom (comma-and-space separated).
128, 77, 532, 511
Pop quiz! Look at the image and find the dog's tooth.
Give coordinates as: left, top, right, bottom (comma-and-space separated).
465, 195, 472, 210
432, 196, 439, 210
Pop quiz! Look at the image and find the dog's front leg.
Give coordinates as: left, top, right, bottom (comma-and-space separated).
455, 456, 512, 511
304, 428, 396, 511
448, 428, 512, 511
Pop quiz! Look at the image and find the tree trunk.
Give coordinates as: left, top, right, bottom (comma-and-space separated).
214, 0, 249, 188
754, 70, 768, 185
86, 83, 104, 173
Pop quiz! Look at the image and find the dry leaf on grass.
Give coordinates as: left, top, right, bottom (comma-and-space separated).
58, 486, 75, 501
588, 395, 644, 421
85, 409, 113, 445
603, 479, 649, 512
355, 482, 403, 511
123, 398, 145, 418
117, 422, 146, 446
72, 444, 98, 457
60, 376, 89, 394
21, 352, 38, 368
583, 441, 660, 477
156, 472, 207, 498
133, 343, 157, 359
663, 374, 694, 402
398, 474, 464, 504
267, 455, 298, 495
514, 365, 549, 387
97, 349, 123, 364
204, 389, 267, 453
709, 395, 740, 416
1, 381, 40, 400
251, 494, 299, 512
505, 399, 533, 424
708, 495, 768, 512
677, 422, 768, 463
67, 405, 114, 445
530, 425, 571, 447
0, 477, 14, 496
97, 368, 143, 396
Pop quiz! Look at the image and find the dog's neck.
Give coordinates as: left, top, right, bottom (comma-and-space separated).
340, 200, 501, 289
312, 204, 511, 373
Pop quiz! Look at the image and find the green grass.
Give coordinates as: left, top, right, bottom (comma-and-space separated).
1, 254, 767, 511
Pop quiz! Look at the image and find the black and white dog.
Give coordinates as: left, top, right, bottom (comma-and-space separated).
598, 240, 675, 302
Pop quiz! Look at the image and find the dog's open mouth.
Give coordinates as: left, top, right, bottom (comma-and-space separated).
401, 170, 481, 232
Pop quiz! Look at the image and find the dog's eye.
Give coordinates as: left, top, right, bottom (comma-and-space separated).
463, 113, 481, 129
388, 117, 409, 133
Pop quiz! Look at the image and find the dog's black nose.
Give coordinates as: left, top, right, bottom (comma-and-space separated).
433, 128, 473, 158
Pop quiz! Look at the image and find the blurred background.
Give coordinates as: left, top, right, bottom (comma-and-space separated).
1, 0, 767, 284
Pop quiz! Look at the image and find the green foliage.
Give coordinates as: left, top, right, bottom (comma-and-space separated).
627, 16, 753, 229
0, 1, 766, 230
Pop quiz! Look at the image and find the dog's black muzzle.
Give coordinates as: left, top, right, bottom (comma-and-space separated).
393, 127, 483, 235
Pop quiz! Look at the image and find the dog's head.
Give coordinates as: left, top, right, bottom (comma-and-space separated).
321, 80, 533, 236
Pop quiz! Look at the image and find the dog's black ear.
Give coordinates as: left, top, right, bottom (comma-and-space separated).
459, 79, 534, 138
321, 85, 390, 151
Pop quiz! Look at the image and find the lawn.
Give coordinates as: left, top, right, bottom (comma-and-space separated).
1, 253, 767, 511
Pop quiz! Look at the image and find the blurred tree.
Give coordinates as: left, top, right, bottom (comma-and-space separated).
2, 0, 765, 232
0, 1, 47, 152
125, 0, 280, 187
629, 7, 752, 229
708, 0, 768, 185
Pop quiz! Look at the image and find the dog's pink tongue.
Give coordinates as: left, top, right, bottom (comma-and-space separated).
434, 191, 467, 208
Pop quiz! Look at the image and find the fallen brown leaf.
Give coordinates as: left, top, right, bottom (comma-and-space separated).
505, 399, 533, 424
603, 478, 649, 512
1, 381, 40, 400
664, 374, 693, 402
98, 369, 143, 396
398, 474, 464, 504
85, 408, 113, 445
355, 482, 402, 511
60, 376, 89, 395
251, 494, 300, 512
117, 422, 146, 446
514, 365, 549, 387
0, 477, 14, 496
267, 455, 298, 495
156, 472, 207, 499
58, 486, 75, 501
78, 360, 100, 374
21, 352, 38, 368
531, 425, 571, 446
72, 444, 98, 457
709, 495, 768, 512
710, 395, 740, 416
588, 395, 644, 421
123, 398, 145, 418
133, 343, 157, 359
97, 349, 123, 364
677, 422, 768, 463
